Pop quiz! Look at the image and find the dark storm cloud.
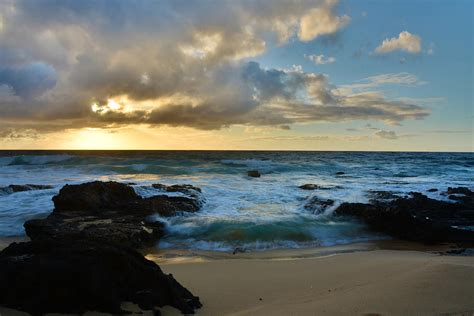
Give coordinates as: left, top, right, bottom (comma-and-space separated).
0, 62, 57, 98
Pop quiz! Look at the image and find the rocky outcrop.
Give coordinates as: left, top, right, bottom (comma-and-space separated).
52, 181, 141, 214
0, 239, 202, 315
10, 181, 205, 314
0, 184, 54, 195
247, 170, 261, 177
335, 189, 474, 244
24, 181, 203, 248
445, 187, 474, 207
24, 215, 165, 249
53, 181, 202, 216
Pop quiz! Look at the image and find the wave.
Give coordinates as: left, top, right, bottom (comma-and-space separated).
221, 158, 274, 169
5, 155, 74, 166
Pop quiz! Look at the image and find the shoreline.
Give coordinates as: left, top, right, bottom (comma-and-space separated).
143, 239, 463, 265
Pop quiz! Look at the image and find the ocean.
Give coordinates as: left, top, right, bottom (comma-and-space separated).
0, 150, 472, 251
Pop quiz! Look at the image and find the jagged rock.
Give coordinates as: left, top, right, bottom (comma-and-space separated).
152, 183, 202, 193
447, 187, 473, 195
0, 184, 54, 195
24, 215, 165, 249
145, 195, 202, 217
304, 196, 335, 214
151, 184, 204, 203
446, 187, 474, 208
247, 170, 261, 177
24, 181, 203, 248
53, 181, 202, 217
334, 192, 474, 244
367, 190, 399, 203
299, 184, 320, 190
0, 239, 202, 315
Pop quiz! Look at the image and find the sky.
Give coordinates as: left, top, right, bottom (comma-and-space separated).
0, 0, 472, 151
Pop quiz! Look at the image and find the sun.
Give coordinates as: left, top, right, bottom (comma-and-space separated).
68, 128, 126, 149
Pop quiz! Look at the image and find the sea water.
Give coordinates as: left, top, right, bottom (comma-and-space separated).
0, 151, 472, 251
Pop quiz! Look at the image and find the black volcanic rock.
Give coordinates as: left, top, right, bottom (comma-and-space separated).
304, 196, 335, 214
145, 195, 202, 217
334, 192, 474, 244
53, 181, 144, 215
247, 170, 261, 177
447, 187, 473, 195
0, 239, 201, 315
52, 181, 202, 217
24, 181, 203, 248
24, 215, 165, 249
335, 172, 345, 176
445, 187, 474, 208
0, 184, 54, 195
152, 183, 202, 194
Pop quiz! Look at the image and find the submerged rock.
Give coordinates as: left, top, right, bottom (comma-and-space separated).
0, 239, 202, 315
334, 192, 474, 244
0, 184, 54, 195
427, 188, 438, 192
335, 172, 345, 176
299, 184, 320, 190
247, 170, 261, 177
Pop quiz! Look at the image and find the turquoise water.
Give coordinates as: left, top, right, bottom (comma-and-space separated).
0, 151, 472, 251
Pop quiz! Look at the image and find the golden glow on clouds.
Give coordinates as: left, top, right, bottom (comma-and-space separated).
181, 33, 222, 59
91, 99, 123, 114
0, 124, 469, 152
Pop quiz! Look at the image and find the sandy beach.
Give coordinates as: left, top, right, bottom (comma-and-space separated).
154, 244, 474, 316
2, 240, 472, 316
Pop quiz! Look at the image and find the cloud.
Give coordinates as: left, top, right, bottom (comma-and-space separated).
0, 62, 57, 98
0, 128, 39, 141
336, 72, 426, 95
375, 31, 422, 54
298, 0, 350, 41
0, 0, 430, 135
305, 54, 336, 64
375, 130, 398, 139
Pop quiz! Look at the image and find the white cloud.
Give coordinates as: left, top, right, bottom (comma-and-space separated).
306, 54, 336, 65
336, 72, 426, 95
375, 31, 422, 54
298, 1, 350, 41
